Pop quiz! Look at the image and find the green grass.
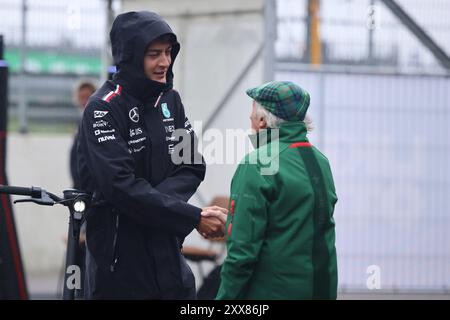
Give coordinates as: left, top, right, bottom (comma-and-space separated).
7, 116, 77, 135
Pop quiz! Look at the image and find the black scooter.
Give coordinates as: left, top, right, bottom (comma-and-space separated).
0, 185, 91, 300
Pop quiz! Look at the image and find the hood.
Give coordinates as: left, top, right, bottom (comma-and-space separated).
109, 11, 180, 102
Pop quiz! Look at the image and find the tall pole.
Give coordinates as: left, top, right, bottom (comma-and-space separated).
18, 0, 28, 134
101, 0, 115, 83
264, 0, 277, 82
308, 0, 321, 66
368, 0, 376, 64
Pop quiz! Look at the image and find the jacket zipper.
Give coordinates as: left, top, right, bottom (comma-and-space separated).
110, 212, 120, 272
153, 91, 163, 108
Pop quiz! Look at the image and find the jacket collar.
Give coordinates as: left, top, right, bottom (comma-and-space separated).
250, 122, 309, 149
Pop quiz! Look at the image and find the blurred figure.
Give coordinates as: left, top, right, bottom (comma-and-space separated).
70, 80, 96, 189
66, 79, 96, 299
216, 81, 338, 300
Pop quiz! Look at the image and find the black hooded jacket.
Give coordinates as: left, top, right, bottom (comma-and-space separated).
77, 11, 206, 299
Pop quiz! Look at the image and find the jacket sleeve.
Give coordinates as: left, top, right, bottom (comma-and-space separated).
154, 93, 206, 202
216, 163, 271, 300
79, 100, 200, 238
69, 131, 80, 189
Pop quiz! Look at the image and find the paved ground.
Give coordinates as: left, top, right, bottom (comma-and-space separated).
26, 271, 450, 300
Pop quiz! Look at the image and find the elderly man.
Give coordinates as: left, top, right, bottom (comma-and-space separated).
216, 81, 338, 300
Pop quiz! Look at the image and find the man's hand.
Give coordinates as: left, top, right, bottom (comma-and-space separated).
197, 206, 228, 239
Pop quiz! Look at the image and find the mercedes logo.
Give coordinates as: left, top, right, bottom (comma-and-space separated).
129, 107, 140, 123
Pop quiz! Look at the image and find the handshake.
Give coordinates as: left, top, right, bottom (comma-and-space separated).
196, 205, 228, 239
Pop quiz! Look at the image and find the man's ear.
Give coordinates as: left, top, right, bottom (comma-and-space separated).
259, 118, 267, 129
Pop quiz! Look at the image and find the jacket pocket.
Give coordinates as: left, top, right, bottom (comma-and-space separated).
110, 210, 120, 272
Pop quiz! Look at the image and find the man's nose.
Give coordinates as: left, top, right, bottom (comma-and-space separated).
159, 55, 170, 68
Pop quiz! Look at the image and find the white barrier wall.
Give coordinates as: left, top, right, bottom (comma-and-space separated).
7, 133, 73, 279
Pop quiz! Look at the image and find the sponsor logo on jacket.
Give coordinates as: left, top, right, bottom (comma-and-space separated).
165, 125, 175, 133
95, 129, 115, 136
161, 103, 171, 118
128, 137, 146, 145
98, 135, 116, 143
94, 111, 108, 118
93, 120, 109, 128
129, 127, 143, 137
129, 107, 140, 123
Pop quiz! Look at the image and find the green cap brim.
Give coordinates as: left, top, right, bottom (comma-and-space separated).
246, 87, 258, 100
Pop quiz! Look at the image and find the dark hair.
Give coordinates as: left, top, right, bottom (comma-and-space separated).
72, 79, 97, 105
77, 81, 96, 93
155, 33, 176, 45
145, 34, 177, 53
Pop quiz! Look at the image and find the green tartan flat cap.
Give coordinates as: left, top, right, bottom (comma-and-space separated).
246, 81, 310, 121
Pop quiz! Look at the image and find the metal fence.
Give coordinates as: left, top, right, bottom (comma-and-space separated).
276, 65, 450, 292
0, 0, 107, 129
276, 0, 450, 71
0, 0, 106, 49
274, 0, 450, 293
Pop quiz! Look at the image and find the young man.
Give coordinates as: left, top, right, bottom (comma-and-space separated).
77, 11, 226, 299
216, 81, 338, 300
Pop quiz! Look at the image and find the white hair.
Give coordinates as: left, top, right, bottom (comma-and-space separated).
254, 102, 313, 132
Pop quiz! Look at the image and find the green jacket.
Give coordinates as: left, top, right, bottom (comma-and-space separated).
216, 122, 338, 300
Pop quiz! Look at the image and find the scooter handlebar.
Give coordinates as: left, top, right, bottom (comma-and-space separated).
0, 184, 35, 196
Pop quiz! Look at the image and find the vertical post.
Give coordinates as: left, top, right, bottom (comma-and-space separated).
101, 0, 115, 83
308, 0, 321, 66
264, 0, 277, 82
368, 0, 376, 64
18, 0, 28, 134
